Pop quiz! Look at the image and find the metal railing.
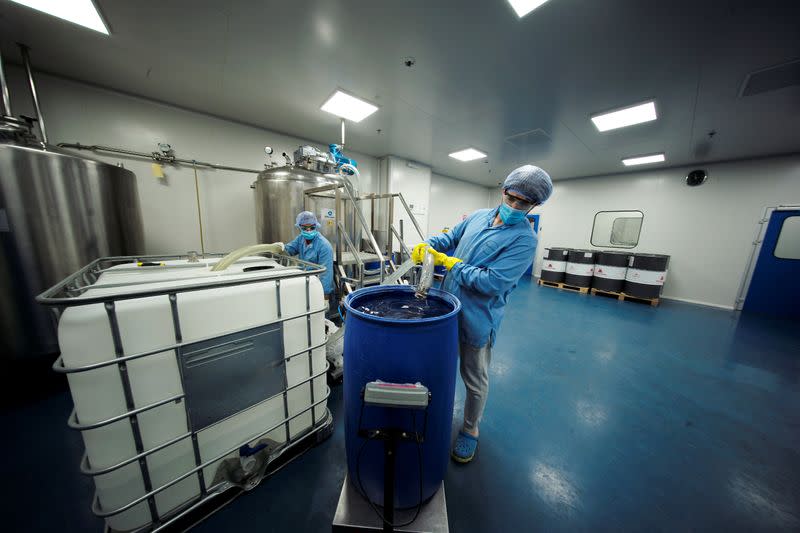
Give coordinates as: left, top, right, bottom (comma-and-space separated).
304, 185, 427, 294
38, 253, 333, 528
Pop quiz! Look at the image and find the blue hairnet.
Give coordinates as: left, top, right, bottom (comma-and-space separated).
503, 165, 553, 205
296, 211, 320, 228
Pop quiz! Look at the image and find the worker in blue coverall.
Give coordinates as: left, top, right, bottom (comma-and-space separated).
284, 211, 334, 305
413, 165, 553, 463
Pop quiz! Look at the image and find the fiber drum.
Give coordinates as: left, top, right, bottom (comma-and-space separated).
565, 250, 596, 287
592, 251, 631, 292
624, 254, 671, 298
540, 248, 570, 283
343, 285, 461, 509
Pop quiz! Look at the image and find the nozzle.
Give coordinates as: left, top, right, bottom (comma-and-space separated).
415, 249, 436, 298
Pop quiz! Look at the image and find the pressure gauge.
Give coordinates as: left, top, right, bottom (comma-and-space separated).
264, 146, 274, 155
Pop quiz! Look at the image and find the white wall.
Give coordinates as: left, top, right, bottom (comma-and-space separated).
380, 158, 493, 248
386, 157, 431, 246
533, 155, 800, 309
5, 66, 379, 255
428, 173, 493, 234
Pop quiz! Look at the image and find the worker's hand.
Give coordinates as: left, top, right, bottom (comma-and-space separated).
426, 247, 463, 271
411, 243, 429, 264
270, 242, 285, 254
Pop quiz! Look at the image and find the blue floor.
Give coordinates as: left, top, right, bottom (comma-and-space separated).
3, 277, 799, 531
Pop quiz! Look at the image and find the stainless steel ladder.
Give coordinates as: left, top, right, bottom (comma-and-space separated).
303, 183, 426, 295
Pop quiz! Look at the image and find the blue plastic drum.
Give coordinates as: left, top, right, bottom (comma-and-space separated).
343, 285, 461, 508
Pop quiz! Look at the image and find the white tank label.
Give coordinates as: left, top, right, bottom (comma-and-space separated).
625, 268, 668, 285
567, 262, 595, 276
0, 209, 8, 232
584, 252, 593, 258
542, 260, 566, 273
593, 265, 627, 280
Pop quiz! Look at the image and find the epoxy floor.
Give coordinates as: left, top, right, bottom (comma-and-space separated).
4, 277, 800, 531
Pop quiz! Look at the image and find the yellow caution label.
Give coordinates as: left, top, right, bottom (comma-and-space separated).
151, 163, 165, 179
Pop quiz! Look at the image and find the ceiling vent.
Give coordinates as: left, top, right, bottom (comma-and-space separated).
504, 128, 551, 150
739, 59, 800, 97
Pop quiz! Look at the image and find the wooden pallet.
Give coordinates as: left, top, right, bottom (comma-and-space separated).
537, 278, 590, 294
590, 287, 660, 307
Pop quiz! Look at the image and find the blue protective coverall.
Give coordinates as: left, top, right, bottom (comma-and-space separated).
426, 207, 537, 347
284, 233, 334, 295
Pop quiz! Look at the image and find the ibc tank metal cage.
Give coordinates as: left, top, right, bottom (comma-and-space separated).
37, 252, 333, 532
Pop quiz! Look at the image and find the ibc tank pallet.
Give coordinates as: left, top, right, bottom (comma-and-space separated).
113, 409, 334, 533
38, 253, 333, 533
590, 288, 660, 307
537, 278, 590, 294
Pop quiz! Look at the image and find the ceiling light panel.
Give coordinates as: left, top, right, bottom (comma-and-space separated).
507, 0, 551, 18
591, 101, 657, 132
9, 0, 109, 34
320, 90, 379, 122
622, 153, 665, 166
449, 148, 487, 162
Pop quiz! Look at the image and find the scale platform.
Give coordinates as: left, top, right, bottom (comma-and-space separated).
332, 475, 449, 532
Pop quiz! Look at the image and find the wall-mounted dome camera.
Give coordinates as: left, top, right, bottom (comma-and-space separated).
686, 169, 707, 187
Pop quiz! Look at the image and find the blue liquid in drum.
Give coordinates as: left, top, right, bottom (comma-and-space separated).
344, 285, 461, 509
355, 292, 453, 319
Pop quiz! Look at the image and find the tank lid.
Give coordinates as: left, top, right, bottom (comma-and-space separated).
256, 165, 342, 183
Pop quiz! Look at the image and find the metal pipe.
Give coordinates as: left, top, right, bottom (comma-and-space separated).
56, 142, 262, 174
0, 47, 11, 117
397, 192, 426, 240
387, 195, 394, 261
18, 43, 48, 144
192, 164, 206, 254
341, 182, 386, 281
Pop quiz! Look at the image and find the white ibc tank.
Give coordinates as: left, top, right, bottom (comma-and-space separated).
54, 255, 328, 531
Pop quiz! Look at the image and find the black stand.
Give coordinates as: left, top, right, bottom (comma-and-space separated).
333, 386, 447, 532
383, 436, 397, 532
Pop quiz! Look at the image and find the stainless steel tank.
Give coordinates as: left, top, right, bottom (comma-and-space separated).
0, 143, 145, 360
253, 166, 360, 247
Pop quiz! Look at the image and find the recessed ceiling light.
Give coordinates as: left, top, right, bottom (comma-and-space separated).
622, 153, 665, 166
449, 148, 487, 162
591, 101, 657, 132
320, 90, 379, 123
9, 0, 109, 34
507, 0, 551, 18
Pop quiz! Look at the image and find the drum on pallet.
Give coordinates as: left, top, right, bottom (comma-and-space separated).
540, 248, 570, 283
565, 250, 596, 287
624, 254, 670, 298
592, 251, 631, 292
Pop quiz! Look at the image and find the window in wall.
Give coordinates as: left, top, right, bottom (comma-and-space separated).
591, 211, 643, 248
774, 216, 800, 260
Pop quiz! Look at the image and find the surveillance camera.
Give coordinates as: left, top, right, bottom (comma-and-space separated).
686, 169, 707, 187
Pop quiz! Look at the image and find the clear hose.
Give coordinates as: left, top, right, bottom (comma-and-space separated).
415, 249, 436, 298
210, 243, 284, 272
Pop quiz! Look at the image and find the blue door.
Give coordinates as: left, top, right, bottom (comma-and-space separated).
743, 209, 800, 317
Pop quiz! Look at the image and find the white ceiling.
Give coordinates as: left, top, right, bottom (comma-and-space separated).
1, 0, 798, 186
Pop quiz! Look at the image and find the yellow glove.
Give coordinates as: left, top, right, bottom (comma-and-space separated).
411, 243, 429, 264
426, 247, 463, 271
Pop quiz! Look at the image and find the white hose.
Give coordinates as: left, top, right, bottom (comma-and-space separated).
210, 243, 284, 272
